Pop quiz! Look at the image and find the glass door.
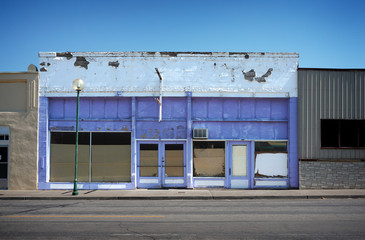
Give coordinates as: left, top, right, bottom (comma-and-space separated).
0, 146, 8, 189
137, 141, 186, 188
163, 143, 185, 188
227, 141, 251, 189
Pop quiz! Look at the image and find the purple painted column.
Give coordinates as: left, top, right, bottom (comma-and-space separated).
38, 97, 49, 189
288, 97, 299, 188
186, 92, 193, 188
131, 97, 137, 188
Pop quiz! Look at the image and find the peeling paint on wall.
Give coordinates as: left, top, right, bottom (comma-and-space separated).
242, 68, 273, 83
40, 62, 51, 66
242, 69, 256, 81
40, 67, 47, 72
74, 57, 90, 69
108, 61, 120, 68
39, 52, 299, 97
56, 52, 73, 60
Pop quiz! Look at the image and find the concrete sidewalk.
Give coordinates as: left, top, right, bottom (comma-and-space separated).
1, 189, 365, 200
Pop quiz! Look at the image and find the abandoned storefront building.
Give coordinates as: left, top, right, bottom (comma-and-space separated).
38, 52, 299, 190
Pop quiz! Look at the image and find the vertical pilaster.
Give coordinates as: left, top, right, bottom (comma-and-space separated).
186, 92, 193, 188
131, 97, 137, 188
38, 97, 49, 189
288, 97, 299, 188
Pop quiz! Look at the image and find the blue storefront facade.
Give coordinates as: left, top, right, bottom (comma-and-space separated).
38, 52, 299, 190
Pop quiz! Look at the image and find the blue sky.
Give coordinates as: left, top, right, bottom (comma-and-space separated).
1, 0, 364, 71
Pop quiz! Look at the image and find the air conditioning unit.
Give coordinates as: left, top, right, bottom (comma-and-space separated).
193, 128, 208, 139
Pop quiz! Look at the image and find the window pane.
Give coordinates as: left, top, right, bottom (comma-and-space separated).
50, 132, 90, 182
232, 145, 247, 177
340, 120, 358, 147
360, 121, 365, 147
255, 153, 288, 178
0, 164, 7, 178
255, 141, 287, 152
321, 120, 339, 147
91, 132, 131, 182
165, 144, 184, 177
0, 147, 8, 163
255, 141, 288, 178
193, 141, 225, 177
139, 144, 158, 177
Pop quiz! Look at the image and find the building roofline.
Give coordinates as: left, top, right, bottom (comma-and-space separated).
0, 71, 38, 75
39, 51, 299, 58
299, 67, 365, 71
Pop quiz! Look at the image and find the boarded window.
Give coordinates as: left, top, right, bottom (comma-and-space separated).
193, 141, 225, 177
50, 132, 131, 182
91, 132, 131, 182
255, 141, 288, 178
50, 132, 90, 182
0, 81, 27, 112
321, 120, 365, 148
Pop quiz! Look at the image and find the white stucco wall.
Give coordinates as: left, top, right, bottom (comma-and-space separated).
39, 52, 299, 97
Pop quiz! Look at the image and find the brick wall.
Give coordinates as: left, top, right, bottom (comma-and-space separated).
300, 160, 365, 189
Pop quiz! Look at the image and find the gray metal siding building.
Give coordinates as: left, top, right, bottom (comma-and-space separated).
298, 69, 365, 189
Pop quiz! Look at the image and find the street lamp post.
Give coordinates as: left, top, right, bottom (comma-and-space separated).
72, 78, 85, 196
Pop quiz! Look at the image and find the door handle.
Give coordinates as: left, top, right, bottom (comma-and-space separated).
229, 168, 231, 175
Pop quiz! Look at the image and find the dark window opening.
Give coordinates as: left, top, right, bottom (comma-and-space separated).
321, 120, 365, 148
255, 141, 287, 153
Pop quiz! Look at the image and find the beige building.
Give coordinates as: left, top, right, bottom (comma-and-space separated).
0, 65, 39, 189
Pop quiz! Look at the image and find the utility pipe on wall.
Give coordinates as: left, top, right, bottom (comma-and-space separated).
155, 68, 163, 122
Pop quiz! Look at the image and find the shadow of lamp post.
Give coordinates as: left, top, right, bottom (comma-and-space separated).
72, 78, 85, 196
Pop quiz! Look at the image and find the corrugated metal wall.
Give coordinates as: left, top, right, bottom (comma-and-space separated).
298, 69, 365, 160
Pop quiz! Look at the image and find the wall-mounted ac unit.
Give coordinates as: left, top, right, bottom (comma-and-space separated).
193, 128, 208, 139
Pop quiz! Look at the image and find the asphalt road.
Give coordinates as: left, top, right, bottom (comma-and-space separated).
0, 199, 364, 240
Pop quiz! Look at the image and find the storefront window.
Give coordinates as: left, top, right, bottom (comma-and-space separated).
50, 132, 90, 182
91, 132, 131, 182
50, 132, 131, 182
254, 141, 287, 178
193, 141, 225, 177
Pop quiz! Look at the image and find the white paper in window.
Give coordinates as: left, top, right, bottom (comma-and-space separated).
255, 153, 287, 177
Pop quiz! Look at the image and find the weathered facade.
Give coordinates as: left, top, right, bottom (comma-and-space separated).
38, 52, 299, 190
0, 65, 39, 189
298, 68, 365, 189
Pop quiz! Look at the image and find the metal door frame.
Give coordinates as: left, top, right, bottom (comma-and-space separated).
226, 141, 253, 189
0, 143, 9, 190
137, 140, 186, 188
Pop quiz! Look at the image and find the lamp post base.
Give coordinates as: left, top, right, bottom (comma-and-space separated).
72, 180, 78, 196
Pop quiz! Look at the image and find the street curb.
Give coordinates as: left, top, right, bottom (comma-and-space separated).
0, 195, 364, 200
